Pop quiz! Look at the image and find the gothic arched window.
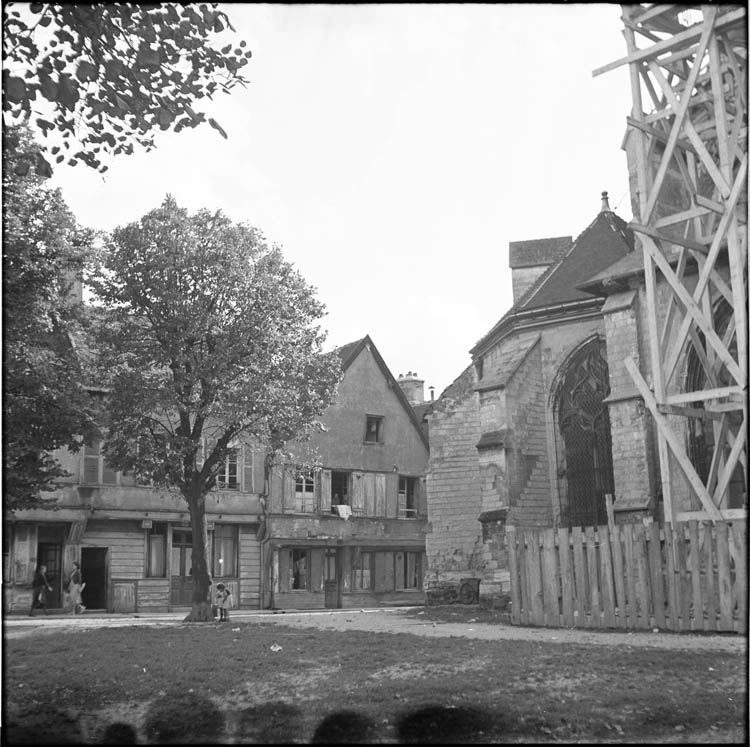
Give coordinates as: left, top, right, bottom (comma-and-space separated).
557, 338, 614, 527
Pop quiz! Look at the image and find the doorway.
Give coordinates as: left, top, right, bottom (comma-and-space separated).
37, 543, 63, 608
80, 547, 108, 610
171, 529, 193, 606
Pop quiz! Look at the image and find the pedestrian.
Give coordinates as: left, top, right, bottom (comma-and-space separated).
66, 561, 86, 614
213, 582, 232, 622
30, 564, 53, 616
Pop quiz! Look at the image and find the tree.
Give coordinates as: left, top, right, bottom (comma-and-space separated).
88, 196, 342, 621
2, 3, 252, 174
2, 126, 98, 510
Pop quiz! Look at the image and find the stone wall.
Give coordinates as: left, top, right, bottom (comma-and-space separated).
424, 366, 483, 588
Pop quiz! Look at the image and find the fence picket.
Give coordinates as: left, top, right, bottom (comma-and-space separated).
527, 530, 545, 626
585, 526, 601, 628
674, 524, 690, 631
731, 521, 746, 632
715, 522, 733, 631
703, 525, 716, 631
622, 523, 637, 629
634, 524, 651, 628
662, 522, 679, 631
571, 527, 586, 627
558, 527, 574, 626
687, 521, 703, 631
648, 521, 666, 629
609, 521, 627, 629
542, 529, 560, 626
598, 525, 616, 629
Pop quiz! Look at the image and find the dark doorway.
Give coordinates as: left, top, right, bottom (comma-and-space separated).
558, 339, 614, 528
81, 547, 108, 610
37, 543, 63, 608
170, 529, 193, 606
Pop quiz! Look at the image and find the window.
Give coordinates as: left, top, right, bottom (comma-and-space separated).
212, 525, 237, 577
352, 551, 372, 590
217, 449, 239, 490
82, 439, 118, 485
395, 551, 421, 590
295, 469, 315, 512
291, 549, 309, 590
364, 415, 384, 444
331, 471, 350, 509
146, 523, 166, 577
398, 477, 417, 518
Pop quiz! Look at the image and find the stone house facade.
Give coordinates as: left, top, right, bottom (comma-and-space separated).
262, 335, 430, 609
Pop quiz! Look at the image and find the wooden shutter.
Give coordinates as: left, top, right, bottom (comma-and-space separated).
83, 442, 100, 484
319, 470, 332, 513
242, 444, 254, 493
311, 549, 325, 592
352, 472, 365, 514
283, 468, 295, 512
13, 524, 35, 584
363, 473, 375, 516
385, 473, 398, 518
278, 549, 291, 592
375, 473, 386, 516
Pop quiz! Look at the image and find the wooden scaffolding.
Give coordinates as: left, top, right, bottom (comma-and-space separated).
594, 5, 747, 524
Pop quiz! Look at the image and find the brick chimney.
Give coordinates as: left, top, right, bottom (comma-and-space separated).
397, 371, 424, 405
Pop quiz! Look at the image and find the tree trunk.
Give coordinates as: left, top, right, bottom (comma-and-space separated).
182, 491, 213, 622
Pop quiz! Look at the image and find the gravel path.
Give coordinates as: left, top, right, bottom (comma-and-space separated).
245, 608, 747, 652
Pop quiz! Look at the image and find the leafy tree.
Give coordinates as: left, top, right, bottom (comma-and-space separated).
2, 126, 98, 509
89, 196, 342, 621
2, 2, 252, 174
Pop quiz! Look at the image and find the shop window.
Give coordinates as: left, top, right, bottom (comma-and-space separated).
398, 477, 417, 518
352, 551, 372, 590
364, 415, 384, 444
146, 523, 166, 577
212, 524, 237, 577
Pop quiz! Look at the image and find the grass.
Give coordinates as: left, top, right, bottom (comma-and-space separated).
3, 608, 747, 744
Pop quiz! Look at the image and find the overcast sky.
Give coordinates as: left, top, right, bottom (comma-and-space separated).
49, 3, 634, 398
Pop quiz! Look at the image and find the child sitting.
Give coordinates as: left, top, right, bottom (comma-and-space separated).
213, 583, 232, 622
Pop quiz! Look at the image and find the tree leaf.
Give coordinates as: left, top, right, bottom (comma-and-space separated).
208, 118, 227, 139
5, 76, 27, 104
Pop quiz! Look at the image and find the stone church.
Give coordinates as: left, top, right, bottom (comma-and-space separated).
423, 190, 744, 602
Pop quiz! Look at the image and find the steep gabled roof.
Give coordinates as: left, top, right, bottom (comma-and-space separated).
333, 335, 429, 450
471, 194, 634, 356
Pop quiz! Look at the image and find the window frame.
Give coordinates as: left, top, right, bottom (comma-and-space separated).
81, 439, 120, 486
364, 415, 384, 444
216, 448, 239, 491
398, 476, 418, 519
146, 522, 167, 578
211, 524, 238, 578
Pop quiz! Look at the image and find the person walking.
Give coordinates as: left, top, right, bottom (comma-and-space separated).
30, 564, 53, 616
66, 561, 86, 614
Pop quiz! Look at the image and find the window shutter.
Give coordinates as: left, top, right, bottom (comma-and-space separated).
83, 442, 100, 484
417, 477, 427, 517
283, 468, 295, 512
14, 524, 36, 584
397, 478, 406, 518
375, 473, 386, 516
363, 473, 375, 516
319, 470, 332, 512
352, 472, 365, 514
242, 445, 254, 493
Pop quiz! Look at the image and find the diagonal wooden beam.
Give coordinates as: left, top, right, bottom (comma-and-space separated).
643, 8, 717, 224
624, 357, 723, 522
593, 7, 746, 77
643, 237, 743, 384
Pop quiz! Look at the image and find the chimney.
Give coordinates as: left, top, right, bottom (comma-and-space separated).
508, 236, 572, 303
397, 371, 424, 405
600, 190, 611, 213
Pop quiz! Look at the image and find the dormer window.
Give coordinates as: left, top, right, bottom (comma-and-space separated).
364, 415, 384, 444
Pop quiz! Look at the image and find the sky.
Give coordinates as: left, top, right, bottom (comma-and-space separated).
47, 3, 635, 398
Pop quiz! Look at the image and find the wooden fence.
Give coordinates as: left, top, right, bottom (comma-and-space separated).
506, 517, 746, 632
